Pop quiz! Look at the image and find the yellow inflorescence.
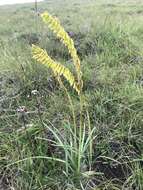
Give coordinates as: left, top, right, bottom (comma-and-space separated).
32, 45, 80, 94
41, 12, 82, 84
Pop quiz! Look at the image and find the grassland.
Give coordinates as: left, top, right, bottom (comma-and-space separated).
0, 0, 143, 189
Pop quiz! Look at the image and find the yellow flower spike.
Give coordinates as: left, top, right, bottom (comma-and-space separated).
41, 11, 82, 87
32, 45, 80, 94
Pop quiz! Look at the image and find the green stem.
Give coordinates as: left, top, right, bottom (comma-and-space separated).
77, 93, 83, 174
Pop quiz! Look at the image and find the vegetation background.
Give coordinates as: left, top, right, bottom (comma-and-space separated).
0, 0, 143, 189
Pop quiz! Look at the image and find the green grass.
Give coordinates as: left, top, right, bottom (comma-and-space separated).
0, 0, 143, 189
